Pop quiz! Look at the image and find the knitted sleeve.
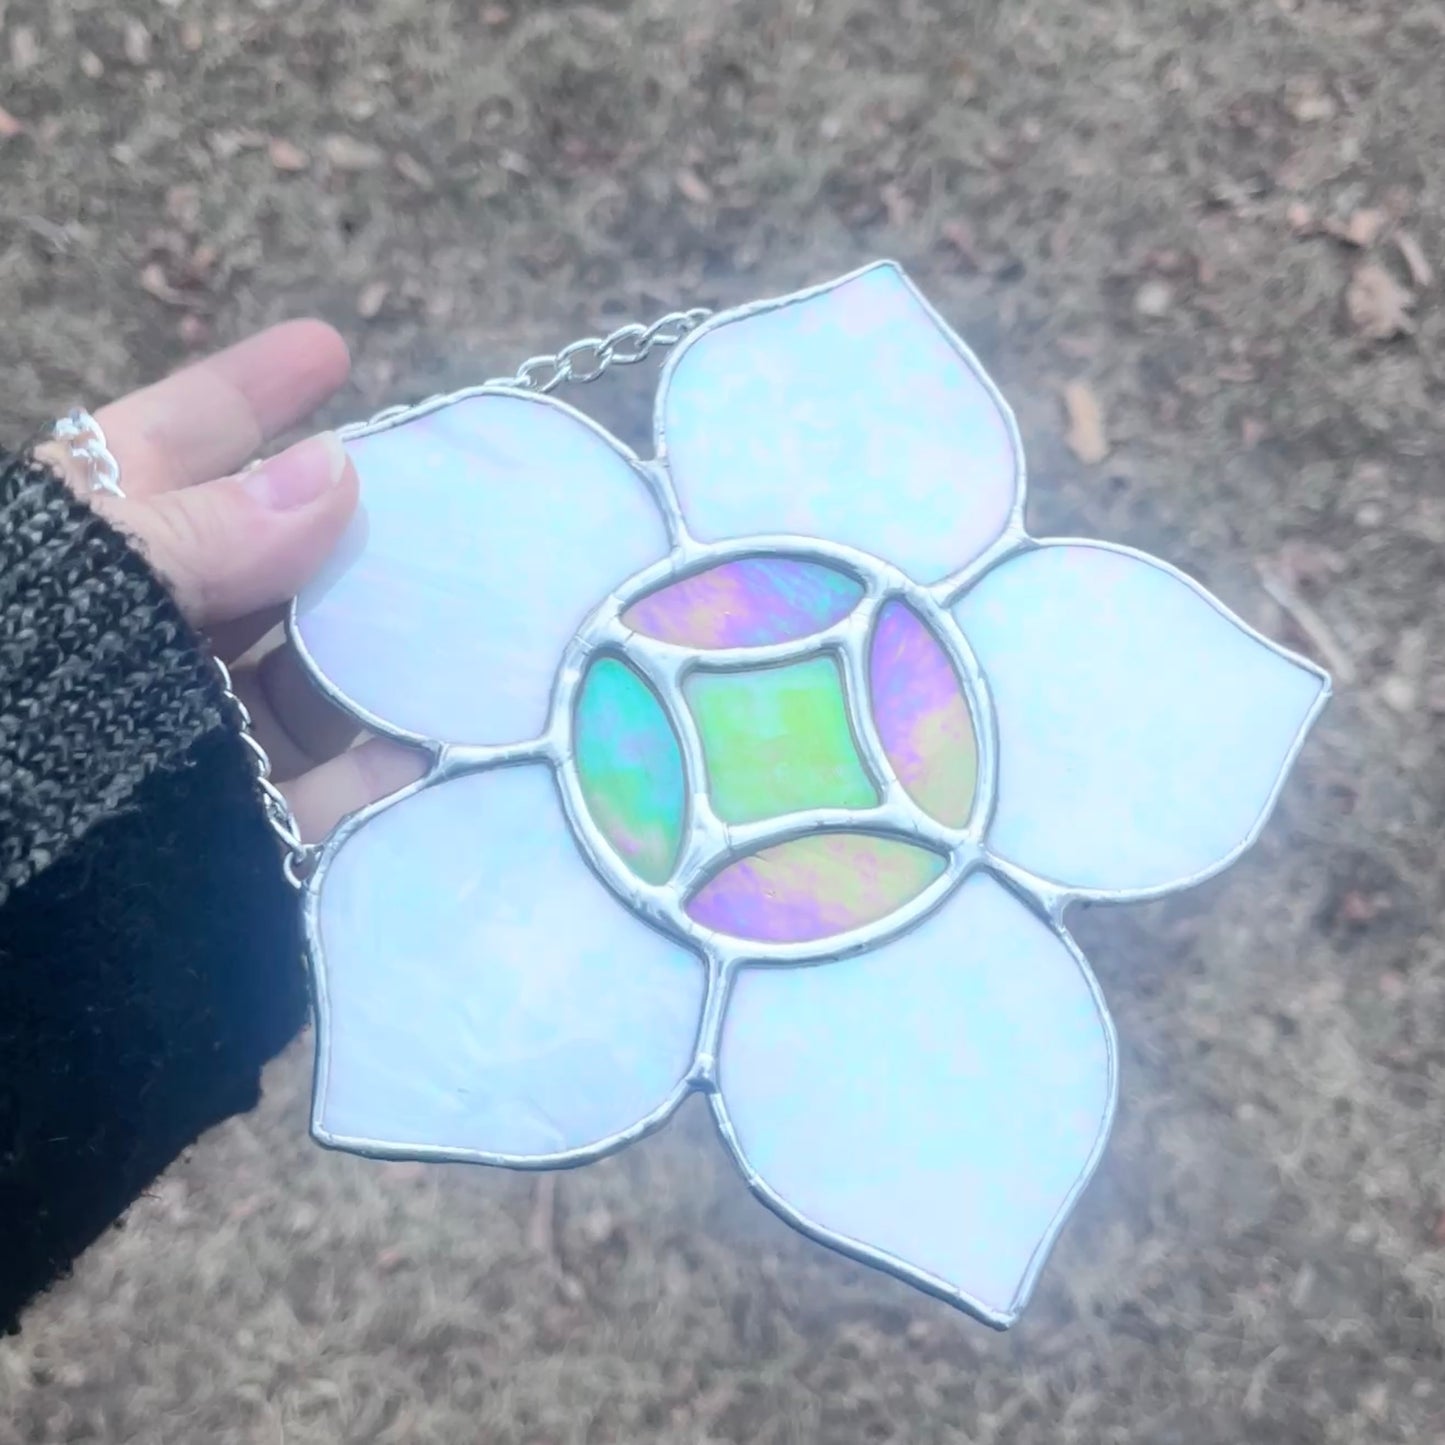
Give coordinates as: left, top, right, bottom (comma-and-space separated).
0, 449, 307, 1327
0, 449, 219, 904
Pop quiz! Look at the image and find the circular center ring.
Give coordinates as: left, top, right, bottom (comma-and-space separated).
552, 536, 998, 967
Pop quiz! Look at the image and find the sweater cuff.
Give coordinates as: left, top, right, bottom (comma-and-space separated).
0, 450, 224, 904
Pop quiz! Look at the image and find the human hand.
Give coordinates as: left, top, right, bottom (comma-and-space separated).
39, 321, 424, 845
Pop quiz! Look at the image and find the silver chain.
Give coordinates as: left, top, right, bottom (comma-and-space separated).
47, 408, 125, 496
354, 307, 713, 434
211, 656, 314, 887
52, 308, 712, 887
501, 308, 712, 393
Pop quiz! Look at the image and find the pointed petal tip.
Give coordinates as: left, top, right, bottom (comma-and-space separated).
957, 540, 1333, 899
711, 873, 1116, 1325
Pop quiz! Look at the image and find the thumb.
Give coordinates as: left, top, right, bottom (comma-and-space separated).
99, 432, 359, 629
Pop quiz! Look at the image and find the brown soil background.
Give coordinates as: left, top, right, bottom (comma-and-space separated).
2, 1, 1443, 1440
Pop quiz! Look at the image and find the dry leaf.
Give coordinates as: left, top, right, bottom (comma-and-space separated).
393, 152, 434, 190
1380, 673, 1416, 712
577, 1206, 619, 1249
1346, 262, 1415, 340
1063, 381, 1109, 464
10, 24, 37, 71
880, 181, 912, 226
0, 105, 23, 139
375, 1246, 406, 1274
267, 137, 309, 172
1284, 77, 1336, 123
123, 17, 151, 65
1285, 201, 1316, 235
1337, 888, 1388, 925
356, 281, 389, 320
186, 243, 218, 280
165, 184, 200, 227
940, 218, 982, 268
1326, 207, 1387, 248
1273, 538, 1344, 590
675, 167, 713, 204
139, 262, 186, 305
1057, 334, 1100, 360
1144, 247, 1192, 276
1394, 231, 1433, 288
1346, 208, 1387, 246
178, 314, 210, 348
1216, 361, 1257, 383
323, 134, 384, 171
180, 20, 204, 53
1134, 279, 1174, 318
211, 129, 264, 160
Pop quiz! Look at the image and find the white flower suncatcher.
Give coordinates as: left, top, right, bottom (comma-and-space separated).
289, 263, 1330, 1328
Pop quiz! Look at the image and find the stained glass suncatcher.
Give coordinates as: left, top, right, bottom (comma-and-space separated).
291, 263, 1331, 1328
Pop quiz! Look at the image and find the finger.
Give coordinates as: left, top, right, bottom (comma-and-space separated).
96, 320, 350, 497
211, 603, 287, 665
229, 659, 317, 782
98, 431, 357, 628
258, 639, 360, 763
284, 738, 429, 843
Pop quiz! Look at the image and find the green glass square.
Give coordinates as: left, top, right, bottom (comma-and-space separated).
684, 656, 879, 825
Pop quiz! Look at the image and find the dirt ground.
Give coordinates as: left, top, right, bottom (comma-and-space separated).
3, 0, 1443, 1440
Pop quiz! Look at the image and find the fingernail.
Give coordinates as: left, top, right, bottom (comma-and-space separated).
243, 432, 347, 511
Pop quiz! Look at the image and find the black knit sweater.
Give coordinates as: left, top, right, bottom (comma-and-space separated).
0, 448, 306, 1328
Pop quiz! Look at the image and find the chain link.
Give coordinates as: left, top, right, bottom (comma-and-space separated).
47, 408, 124, 496
348, 307, 713, 435
500, 308, 712, 394
209, 656, 315, 886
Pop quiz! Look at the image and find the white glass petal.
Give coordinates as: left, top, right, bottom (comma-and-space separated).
294, 390, 668, 745
955, 542, 1330, 897
310, 765, 705, 1162
658, 263, 1022, 582
715, 873, 1115, 1327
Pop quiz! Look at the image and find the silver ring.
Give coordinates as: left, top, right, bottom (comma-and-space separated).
47, 407, 126, 498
